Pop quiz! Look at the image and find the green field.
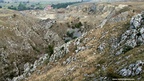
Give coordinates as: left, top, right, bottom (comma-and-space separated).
0, 1, 53, 10
0, 1, 82, 10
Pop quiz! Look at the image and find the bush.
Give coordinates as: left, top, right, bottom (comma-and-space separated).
18, 3, 27, 11
67, 31, 73, 37
72, 36, 77, 39
65, 39, 70, 43
46, 45, 54, 56
12, 14, 16, 18
8, 6, 17, 10
75, 22, 82, 28
60, 47, 64, 50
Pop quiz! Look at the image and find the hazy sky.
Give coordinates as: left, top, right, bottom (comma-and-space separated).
6, 0, 81, 2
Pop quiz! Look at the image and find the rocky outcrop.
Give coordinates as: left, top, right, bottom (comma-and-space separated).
1, 2, 144, 81
49, 41, 71, 62
10, 54, 48, 81
0, 10, 64, 81
119, 60, 144, 77
115, 12, 144, 55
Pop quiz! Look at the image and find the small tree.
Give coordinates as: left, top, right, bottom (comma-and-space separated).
8, 5, 17, 10
75, 22, 82, 28
67, 31, 74, 37
46, 45, 54, 56
18, 2, 27, 11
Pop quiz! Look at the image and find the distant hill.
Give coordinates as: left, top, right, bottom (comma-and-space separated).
91, 0, 144, 2
3, 0, 144, 3
3, 0, 81, 2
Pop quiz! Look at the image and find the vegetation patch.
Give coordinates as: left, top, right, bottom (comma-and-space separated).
106, 66, 121, 79
65, 39, 71, 43
67, 31, 74, 37
51, 2, 81, 9
75, 22, 82, 28
46, 45, 54, 56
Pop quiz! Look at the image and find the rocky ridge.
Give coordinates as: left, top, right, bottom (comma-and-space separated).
0, 9, 64, 81
1, 2, 144, 81
26, 3, 144, 81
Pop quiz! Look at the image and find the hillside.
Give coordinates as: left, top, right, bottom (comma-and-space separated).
24, 2, 144, 81
0, 1, 144, 81
3, 0, 81, 3
0, 9, 64, 81
91, 0, 144, 2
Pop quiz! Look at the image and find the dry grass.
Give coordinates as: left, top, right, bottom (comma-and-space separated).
0, 9, 50, 81
27, 47, 101, 81
26, 2, 144, 81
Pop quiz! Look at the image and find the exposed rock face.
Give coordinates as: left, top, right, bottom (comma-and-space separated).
11, 54, 48, 81
49, 41, 71, 62
0, 10, 64, 81
44, 29, 63, 46
1, 2, 144, 81
119, 60, 144, 77
22, 2, 144, 80
97, 43, 106, 52
109, 11, 129, 23
130, 13, 143, 29
116, 12, 144, 55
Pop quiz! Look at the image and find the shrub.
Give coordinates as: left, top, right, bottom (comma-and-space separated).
8, 6, 17, 10
72, 36, 77, 39
12, 14, 16, 18
75, 22, 82, 28
46, 45, 54, 56
18, 2, 27, 11
106, 66, 121, 79
66, 22, 70, 27
72, 26, 75, 29
67, 31, 73, 37
65, 39, 70, 43
60, 47, 64, 50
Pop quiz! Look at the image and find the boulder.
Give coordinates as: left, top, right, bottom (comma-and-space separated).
119, 60, 144, 77
130, 14, 143, 29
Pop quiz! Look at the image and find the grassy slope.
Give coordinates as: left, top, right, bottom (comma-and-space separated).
0, 9, 46, 80
25, 2, 144, 81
